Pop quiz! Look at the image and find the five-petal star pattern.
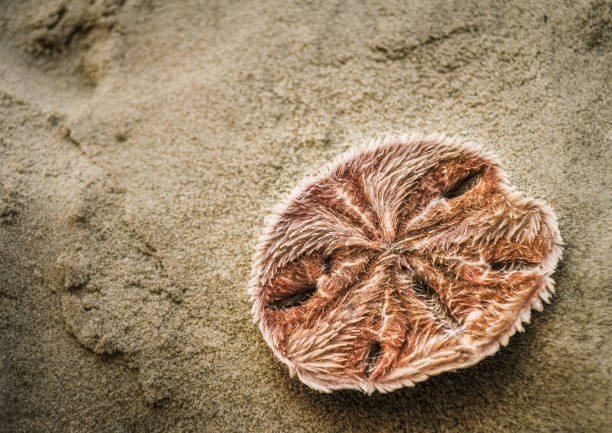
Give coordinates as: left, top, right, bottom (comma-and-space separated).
249, 134, 562, 393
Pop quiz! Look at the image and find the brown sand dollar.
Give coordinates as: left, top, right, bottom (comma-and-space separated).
249, 134, 562, 393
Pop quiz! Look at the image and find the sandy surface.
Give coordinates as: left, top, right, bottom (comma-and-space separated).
1, 0, 610, 432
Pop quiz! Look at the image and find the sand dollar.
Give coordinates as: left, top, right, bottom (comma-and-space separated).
249, 134, 562, 393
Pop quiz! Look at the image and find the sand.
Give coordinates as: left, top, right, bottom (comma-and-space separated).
1, 0, 610, 432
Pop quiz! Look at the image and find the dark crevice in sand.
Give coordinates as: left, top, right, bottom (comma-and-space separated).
371, 24, 480, 62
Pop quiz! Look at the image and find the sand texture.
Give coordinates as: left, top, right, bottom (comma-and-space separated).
1, 0, 610, 432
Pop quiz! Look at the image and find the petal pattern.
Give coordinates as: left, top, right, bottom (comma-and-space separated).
249, 133, 563, 393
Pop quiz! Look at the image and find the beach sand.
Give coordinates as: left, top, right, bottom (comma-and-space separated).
1, 0, 610, 431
